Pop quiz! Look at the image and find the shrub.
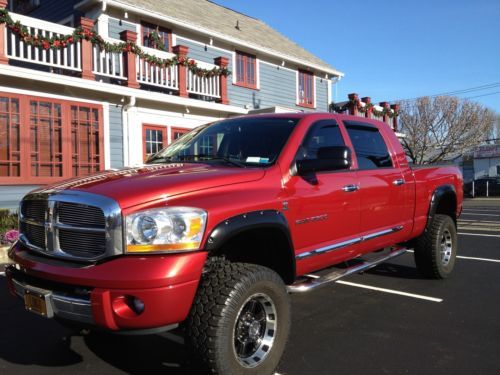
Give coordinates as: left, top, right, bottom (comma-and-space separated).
0, 209, 19, 245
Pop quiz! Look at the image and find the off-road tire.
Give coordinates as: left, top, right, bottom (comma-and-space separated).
185, 258, 291, 375
414, 214, 457, 279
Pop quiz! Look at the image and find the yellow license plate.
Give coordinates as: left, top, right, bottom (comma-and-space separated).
24, 291, 48, 317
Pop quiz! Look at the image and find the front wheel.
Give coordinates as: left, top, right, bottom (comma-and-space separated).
414, 214, 457, 279
186, 259, 290, 375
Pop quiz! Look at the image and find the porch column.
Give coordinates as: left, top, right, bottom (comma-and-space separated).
214, 56, 229, 105
173, 45, 189, 98
348, 93, 359, 116
361, 97, 372, 118
0, 0, 9, 64
391, 104, 400, 132
379, 102, 391, 125
78, 17, 95, 81
120, 30, 140, 89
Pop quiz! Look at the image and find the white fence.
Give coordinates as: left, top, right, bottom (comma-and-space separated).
136, 46, 178, 89
186, 60, 220, 98
92, 37, 126, 80
6, 13, 81, 72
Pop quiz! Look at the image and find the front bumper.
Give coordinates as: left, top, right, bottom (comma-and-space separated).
7, 243, 207, 331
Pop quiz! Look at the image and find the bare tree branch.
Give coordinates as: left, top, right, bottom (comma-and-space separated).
398, 96, 495, 164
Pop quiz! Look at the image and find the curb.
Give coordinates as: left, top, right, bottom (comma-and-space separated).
0, 245, 12, 265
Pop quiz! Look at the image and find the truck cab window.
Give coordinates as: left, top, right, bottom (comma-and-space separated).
299, 120, 345, 160
345, 123, 393, 169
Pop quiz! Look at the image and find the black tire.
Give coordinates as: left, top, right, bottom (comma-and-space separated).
185, 258, 291, 375
414, 214, 457, 279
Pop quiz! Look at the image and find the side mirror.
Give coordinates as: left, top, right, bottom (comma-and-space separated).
295, 146, 351, 175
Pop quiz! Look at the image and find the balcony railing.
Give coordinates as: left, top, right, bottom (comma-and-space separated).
5, 13, 82, 72
187, 60, 220, 99
93, 37, 126, 80
0, 11, 229, 105
137, 46, 178, 90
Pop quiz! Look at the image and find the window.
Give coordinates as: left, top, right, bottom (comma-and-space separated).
148, 117, 298, 167
299, 120, 345, 160
171, 127, 189, 142
12, 0, 40, 13
235, 51, 257, 89
143, 125, 167, 161
0, 97, 21, 178
298, 71, 315, 108
141, 22, 171, 51
0, 93, 103, 184
345, 122, 393, 169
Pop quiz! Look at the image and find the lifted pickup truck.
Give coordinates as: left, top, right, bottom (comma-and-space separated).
6, 113, 462, 375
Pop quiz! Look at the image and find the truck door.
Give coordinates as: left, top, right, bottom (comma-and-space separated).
284, 119, 360, 273
343, 120, 407, 253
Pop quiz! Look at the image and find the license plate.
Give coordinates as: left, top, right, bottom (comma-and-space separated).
24, 289, 52, 318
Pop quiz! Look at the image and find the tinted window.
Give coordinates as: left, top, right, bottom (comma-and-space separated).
299, 120, 345, 160
148, 117, 299, 167
345, 123, 393, 169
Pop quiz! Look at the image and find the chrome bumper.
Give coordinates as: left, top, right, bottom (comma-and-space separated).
11, 276, 94, 324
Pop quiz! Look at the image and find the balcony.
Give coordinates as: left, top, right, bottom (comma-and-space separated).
0, 9, 229, 105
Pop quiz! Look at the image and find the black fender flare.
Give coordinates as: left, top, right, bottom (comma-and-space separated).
427, 184, 457, 227
204, 210, 296, 277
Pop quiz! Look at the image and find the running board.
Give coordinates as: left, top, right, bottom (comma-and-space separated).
287, 247, 408, 293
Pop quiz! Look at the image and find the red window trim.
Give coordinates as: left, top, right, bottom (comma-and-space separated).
234, 51, 258, 90
142, 124, 167, 162
170, 127, 190, 143
140, 21, 172, 53
298, 70, 315, 109
0, 92, 104, 185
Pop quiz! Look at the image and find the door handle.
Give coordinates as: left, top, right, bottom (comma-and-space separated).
342, 184, 359, 192
393, 179, 405, 186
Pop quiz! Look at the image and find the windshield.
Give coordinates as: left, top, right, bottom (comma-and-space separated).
147, 117, 299, 167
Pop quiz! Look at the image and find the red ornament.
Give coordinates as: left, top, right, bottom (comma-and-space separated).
42, 40, 50, 50
189, 59, 195, 66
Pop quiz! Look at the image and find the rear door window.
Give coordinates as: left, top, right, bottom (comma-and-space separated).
345, 122, 393, 169
299, 120, 346, 160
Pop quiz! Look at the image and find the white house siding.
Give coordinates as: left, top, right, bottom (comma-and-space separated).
474, 157, 500, 179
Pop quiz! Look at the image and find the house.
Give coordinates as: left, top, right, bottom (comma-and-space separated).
0, 0, 344, 209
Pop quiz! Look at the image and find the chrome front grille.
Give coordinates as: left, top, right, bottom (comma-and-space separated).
19, 191, 123, 262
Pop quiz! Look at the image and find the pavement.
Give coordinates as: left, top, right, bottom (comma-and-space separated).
1, 200, 499, 374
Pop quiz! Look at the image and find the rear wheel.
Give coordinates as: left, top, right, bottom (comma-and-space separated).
186, 259, 290, 375
414, 214, 457, 279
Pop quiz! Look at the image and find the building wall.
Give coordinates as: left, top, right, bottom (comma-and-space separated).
13, 0, 81, 23
474, 157, 500, 179
0, 185, 39, 211
108, 18, 136, 40
109, 104, 124, 168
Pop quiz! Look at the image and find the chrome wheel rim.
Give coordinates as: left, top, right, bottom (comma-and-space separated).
233, 293, 277, 368
440, 229, 453, 266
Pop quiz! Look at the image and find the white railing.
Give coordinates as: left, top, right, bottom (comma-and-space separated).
92, 37, 126, 80
187, 60, 220, 98
6, 13, 81, 72
136, 46, 178, 90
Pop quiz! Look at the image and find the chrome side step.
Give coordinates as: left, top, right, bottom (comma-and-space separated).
287, 247, 408, 293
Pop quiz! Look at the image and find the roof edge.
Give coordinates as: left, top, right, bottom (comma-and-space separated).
75, 0, 344, 77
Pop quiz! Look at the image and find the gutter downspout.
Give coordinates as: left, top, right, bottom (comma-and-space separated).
122, 96, 136, 167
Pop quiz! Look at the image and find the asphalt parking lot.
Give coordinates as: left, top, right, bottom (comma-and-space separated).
1, 199, 499, 375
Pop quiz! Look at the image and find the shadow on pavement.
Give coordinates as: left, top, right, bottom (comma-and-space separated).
365, 262, 425, 280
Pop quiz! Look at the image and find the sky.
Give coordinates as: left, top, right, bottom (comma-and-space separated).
213, 0, 500, 113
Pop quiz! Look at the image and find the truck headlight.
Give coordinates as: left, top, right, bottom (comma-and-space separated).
125, 207, 207, 253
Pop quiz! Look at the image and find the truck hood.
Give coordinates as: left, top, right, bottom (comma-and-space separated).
32, 163, 266, 208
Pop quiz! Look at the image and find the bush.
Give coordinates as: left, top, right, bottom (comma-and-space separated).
0, 209, 19, 245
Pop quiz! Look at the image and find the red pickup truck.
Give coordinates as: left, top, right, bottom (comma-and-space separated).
6, 113, 462, 375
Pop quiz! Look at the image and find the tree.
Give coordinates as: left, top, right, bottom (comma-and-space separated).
398, 96, 496, 164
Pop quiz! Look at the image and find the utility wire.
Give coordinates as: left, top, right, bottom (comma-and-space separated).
388, 82, 500, 102
463, 91, 500, 100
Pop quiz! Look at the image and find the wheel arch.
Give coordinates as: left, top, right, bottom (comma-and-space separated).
204, 210, 296, 284
428, 185, 458, 226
